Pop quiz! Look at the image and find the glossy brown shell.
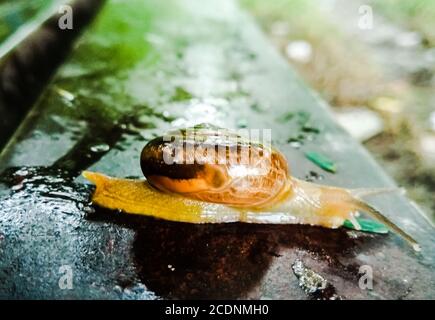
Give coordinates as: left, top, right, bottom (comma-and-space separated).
141, 125, 290, 208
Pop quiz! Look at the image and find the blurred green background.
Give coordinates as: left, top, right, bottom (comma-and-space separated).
0, 0, 56, 43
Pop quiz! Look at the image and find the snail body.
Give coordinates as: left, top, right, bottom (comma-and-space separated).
84, 124, 419, 251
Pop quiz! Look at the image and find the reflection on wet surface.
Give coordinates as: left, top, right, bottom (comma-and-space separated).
87, 204, 382, 299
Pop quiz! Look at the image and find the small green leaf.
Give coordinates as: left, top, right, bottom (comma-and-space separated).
343, 218, 389, 234
305, 151, 337, 173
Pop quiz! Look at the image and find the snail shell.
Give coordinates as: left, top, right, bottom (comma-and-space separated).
83, 124, 420, 251
141, 125, 289, 208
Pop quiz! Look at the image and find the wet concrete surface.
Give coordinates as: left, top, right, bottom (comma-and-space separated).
0, 0, 434, 299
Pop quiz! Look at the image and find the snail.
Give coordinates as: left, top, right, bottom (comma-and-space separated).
83, 124, 420, 251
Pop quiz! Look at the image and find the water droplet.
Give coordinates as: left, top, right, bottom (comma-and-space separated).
90, 143, 110, 153
429, 112, 435, 132
113, 285, 123, 294
287, 138, 302, 149
305, 170, 324, 182
286, 40, 312, 63
15, 169, 29, 176
55, 87, 75, 102
11, 184, 23, 191
271, 21, 290, 37
395, 31, 421, 47
237, 118, 248, 128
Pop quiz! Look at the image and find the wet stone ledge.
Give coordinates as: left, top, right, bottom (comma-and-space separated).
0, 0, 105, 149
0, 0, 434, 299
